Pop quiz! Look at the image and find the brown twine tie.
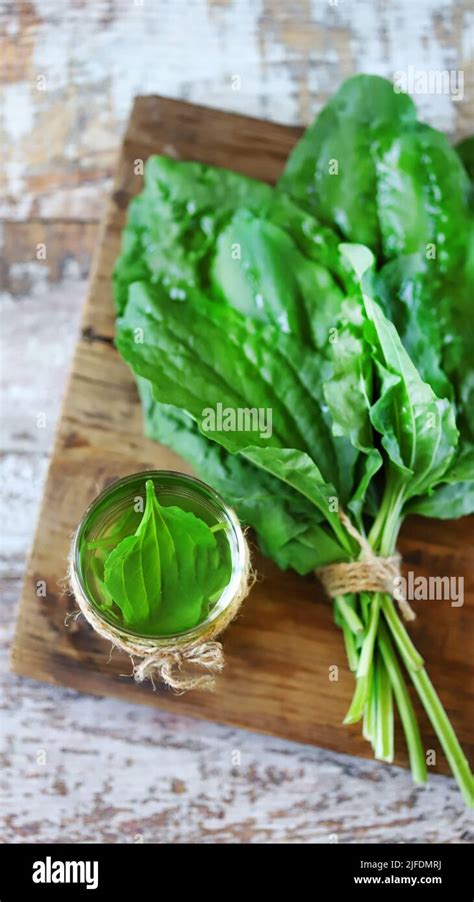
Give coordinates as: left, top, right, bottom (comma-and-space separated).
316, 510, 415, 622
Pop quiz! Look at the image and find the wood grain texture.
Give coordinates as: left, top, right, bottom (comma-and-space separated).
10, 96, 474, 789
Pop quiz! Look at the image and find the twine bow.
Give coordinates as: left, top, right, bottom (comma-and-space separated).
133, 641, 225, 691
316, 510, 415, 622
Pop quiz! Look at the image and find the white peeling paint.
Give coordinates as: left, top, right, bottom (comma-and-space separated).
2, 82, 35, 141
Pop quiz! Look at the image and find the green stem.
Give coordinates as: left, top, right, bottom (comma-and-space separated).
378, 622, 427, 783
368, 470, 405, 552
335, 595, 364, 634
359, 591, 371, 625
338, 473, 473, 806
381, 595, 424, 671
356, 593, 381, 678
362, 663, 376, 746
378, 492, 405, 557
343, 673, 370, 725
344, 593, 381, 723
409, 667, 474, 808
374, 651, 394, 762
381, 600, 473, 803
342, 623, 359, 673
380, 567, 474, 804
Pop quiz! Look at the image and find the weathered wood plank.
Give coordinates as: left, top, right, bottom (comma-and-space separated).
1, 0, 471, 222
0, 221, 98, 297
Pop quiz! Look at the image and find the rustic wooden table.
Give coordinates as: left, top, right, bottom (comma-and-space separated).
1, 0, 473, 843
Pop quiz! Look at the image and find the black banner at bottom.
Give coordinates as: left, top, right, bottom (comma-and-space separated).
0, 841, 471, 898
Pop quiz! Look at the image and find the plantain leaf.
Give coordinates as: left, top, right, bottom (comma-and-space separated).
103, 479, 231, 635
116, 281, 358, 550
211, 209, 345, 349
279, 75, 470, 271
137, 380, 343, 573
406, 445, 474, 519
406, 482, 474, 520
113, 156, 273, 313
363, 295, 459, 499
279, 75, 416, 255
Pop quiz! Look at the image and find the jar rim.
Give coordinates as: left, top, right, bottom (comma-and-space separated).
71, 469, 247, 645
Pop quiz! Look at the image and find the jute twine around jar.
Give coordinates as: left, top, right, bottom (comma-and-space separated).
316, 510, 415, 622
68, 537, 254, 693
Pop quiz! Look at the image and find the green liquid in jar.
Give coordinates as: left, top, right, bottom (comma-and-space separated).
75, 472, 236, 638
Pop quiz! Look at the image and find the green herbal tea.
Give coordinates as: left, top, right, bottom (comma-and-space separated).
76, 473, 233, 637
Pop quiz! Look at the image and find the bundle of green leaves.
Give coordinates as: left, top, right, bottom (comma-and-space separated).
113, 75, 474, 804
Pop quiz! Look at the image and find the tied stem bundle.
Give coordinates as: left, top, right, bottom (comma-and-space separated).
316, 510, 415, 622
315, 507, 474, 809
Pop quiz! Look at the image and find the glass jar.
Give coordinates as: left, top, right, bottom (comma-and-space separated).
70, 470, 248, 648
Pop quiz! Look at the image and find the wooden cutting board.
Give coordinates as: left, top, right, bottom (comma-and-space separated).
11, 96, 474, 776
